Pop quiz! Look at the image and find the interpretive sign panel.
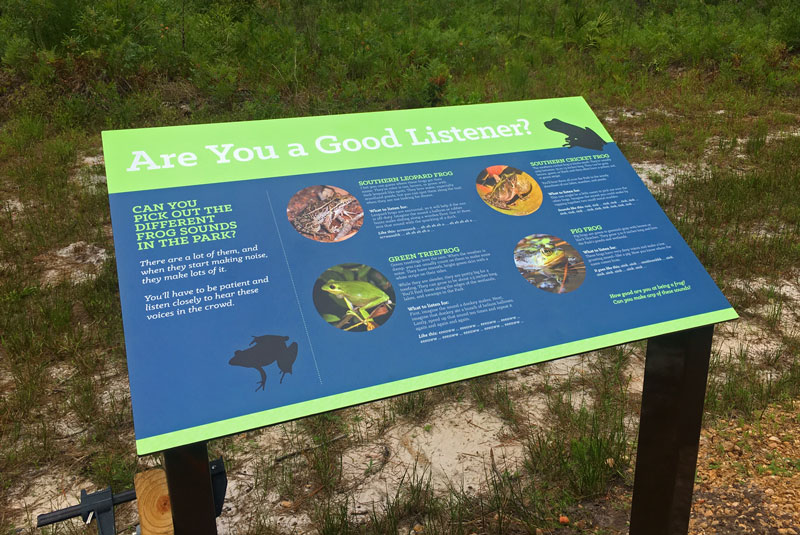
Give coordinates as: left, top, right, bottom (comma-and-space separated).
102, 97, 737, 455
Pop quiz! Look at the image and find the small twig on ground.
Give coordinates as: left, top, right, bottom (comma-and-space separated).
466, 419, 491, 432
288, 484, 325, 510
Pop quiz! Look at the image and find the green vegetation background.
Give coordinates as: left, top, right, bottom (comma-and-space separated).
3, 0, 800, 126
2, 0, 800, 532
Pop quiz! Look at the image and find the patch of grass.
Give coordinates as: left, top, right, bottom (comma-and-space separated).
236, 513, 282, 535
391, 390, 431, 421
492, 381, 517, 427
315, 499, 355, 535
765, 286, 784, 330
301, 458, 557, 533
266, 456, 304, 502
522, 348, 634, 503
756, 453, 797, 477
302, 412, 348, 442
586, 346, 634, 411
366, 465, 434, 534
307, 439, 344, 492
661, 136, 800, 280
88, 450, 138, 491
643, 122, 675, 158
467, 375, 492, 410
705, 346, 800, 420
526, 392, 631, 499
745, 119, 768, 159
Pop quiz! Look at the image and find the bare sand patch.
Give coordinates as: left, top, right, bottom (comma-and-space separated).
34, 241, 108, 286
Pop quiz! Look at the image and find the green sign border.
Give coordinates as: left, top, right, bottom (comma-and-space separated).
136, 307, 736, 454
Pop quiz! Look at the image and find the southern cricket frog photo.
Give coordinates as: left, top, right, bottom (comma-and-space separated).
475, 165, 543, 215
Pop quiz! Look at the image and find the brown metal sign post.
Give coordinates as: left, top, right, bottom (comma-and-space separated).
163, 442, 218, 534
630, 325, 715, 534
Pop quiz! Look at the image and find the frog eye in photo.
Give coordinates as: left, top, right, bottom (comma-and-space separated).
323, 280, 342, 294
313, 264, 396, 332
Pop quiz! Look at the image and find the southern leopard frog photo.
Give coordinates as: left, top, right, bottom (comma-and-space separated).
288, 186, 364, 242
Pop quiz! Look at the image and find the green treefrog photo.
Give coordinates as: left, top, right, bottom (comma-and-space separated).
321, 279, 393, 331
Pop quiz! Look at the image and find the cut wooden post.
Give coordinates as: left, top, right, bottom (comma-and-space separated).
135, 469, 174, 535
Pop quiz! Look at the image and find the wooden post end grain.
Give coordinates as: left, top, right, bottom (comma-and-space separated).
135, 469, 174, 535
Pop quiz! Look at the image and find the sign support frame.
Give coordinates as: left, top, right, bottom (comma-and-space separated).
163, 442, 218, 534
629, 324, 714, 534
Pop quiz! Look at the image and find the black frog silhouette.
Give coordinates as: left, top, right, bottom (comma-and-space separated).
544, 118, 608, 151
229, 335, 298, 392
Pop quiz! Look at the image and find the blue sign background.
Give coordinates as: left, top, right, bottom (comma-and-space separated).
109, 142, 735, 453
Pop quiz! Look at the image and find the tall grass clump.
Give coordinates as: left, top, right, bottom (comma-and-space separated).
526, 387, 631, 499
660, 136, 800, 280
705, 346, 800, 420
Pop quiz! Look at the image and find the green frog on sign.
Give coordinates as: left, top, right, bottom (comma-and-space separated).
314, 263, 396, 332
321, 280, 393, 331
513, 234, 586, 294
529, 242, 566, 268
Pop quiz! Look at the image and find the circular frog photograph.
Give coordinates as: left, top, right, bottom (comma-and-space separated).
287, 185, 364, 242
476, 165, 543, 216
313, 263, 396, 332
514, 234, 586, 293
